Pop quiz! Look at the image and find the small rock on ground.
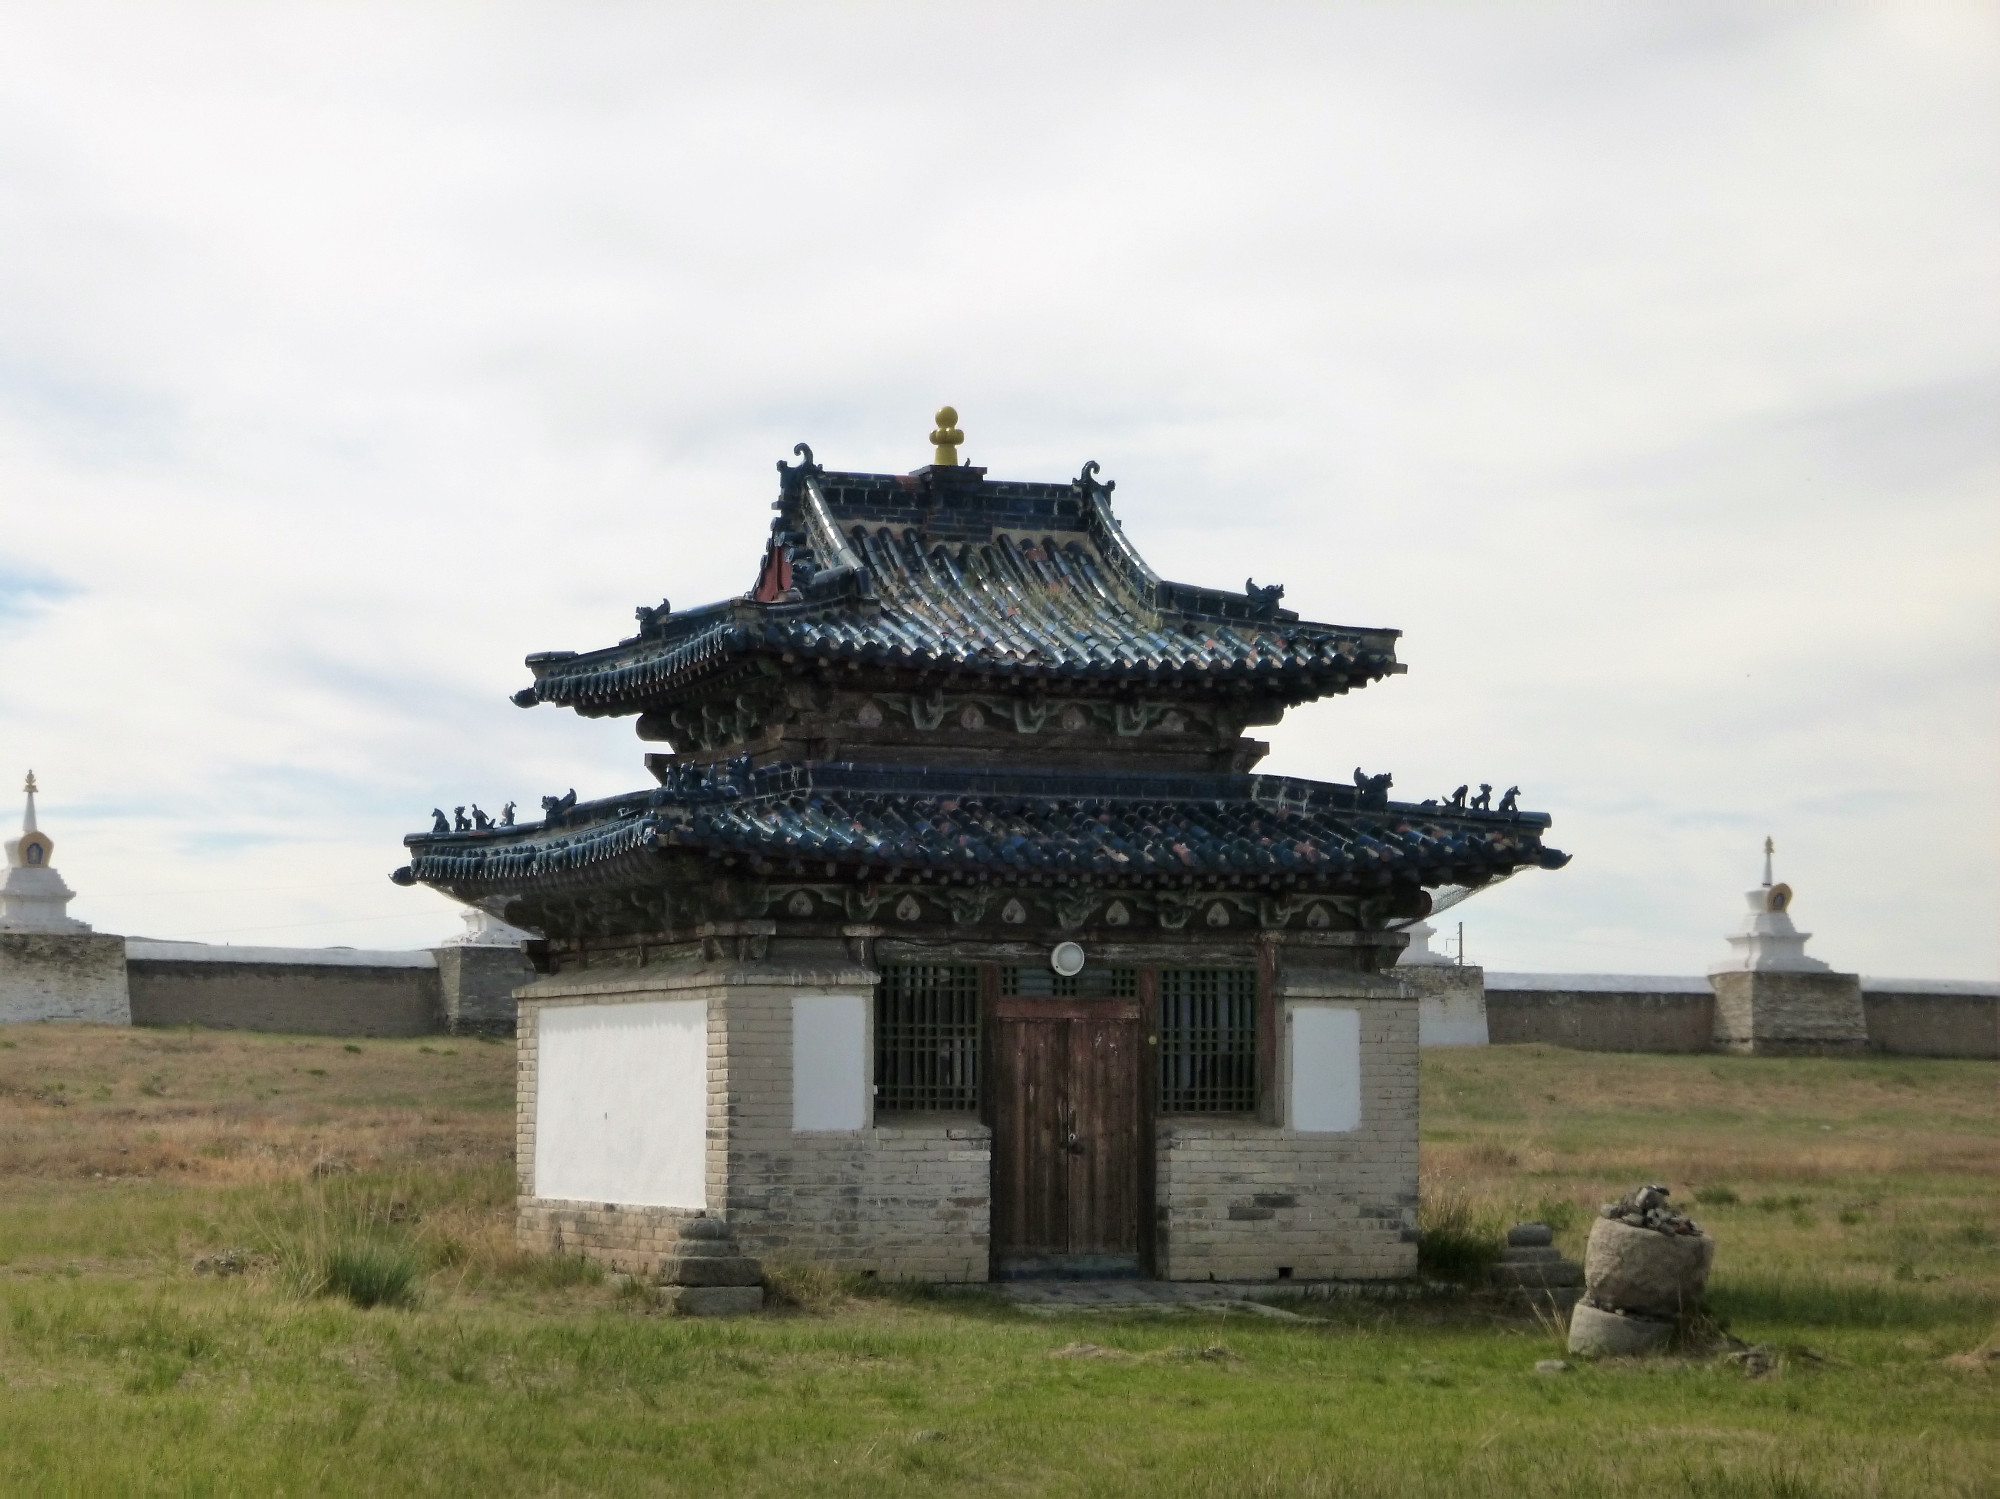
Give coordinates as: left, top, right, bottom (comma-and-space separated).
1535, 1359, 1571, 1374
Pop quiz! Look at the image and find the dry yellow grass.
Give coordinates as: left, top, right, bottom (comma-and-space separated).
1421, 1044, 2000, 1304
0, 1021, 514, 1185
0, 1024, 1993, 1496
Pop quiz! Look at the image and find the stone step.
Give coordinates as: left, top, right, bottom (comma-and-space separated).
1496, 1246, 1565, 1265
665, 1239, 740, 1259
658, 1255, 763, 1288
1490, 1261, 1583, 1290
1518, 1285, 1583, 1316
1507, 1223, 1554, 1248
662, 1285, 763, 1317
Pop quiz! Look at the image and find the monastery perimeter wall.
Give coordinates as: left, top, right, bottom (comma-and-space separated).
1859, 980, 2000, 1060
126, 942, 442, 1036
1477, 972, 1997, 1058
0, 932, 130, 1024
1482, 974, 1716, 1053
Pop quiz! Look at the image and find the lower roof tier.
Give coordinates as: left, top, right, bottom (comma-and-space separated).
393, 760, 1569, 917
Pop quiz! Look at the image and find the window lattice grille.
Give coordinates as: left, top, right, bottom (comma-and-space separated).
1157, 968, 1259, 1113
1000, 966, 1138, 999
874, 964, 981, 1113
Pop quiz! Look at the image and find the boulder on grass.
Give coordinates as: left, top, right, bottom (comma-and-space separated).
1567, 1300, 1674, 1358
1583, 1217, 1714, 1319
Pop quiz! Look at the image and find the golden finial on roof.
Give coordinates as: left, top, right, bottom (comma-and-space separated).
929, 406, 963, 467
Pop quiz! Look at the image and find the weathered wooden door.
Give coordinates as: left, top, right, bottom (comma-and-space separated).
991, 998, 1147, 1278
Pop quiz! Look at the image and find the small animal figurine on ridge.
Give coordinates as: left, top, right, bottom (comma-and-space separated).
1497, 786, 1520, 814
1447, 785, 1469, 810
1245, 579, 1286, 618
499, 801, 516, 827
453, 806, 472, 832
430, 808, 450, 835
471, 806, 494, 831
1352, 768, 1394, 809
1470, 784, 1492, 811
930, 406, 964, 466
633, 598, 673, 638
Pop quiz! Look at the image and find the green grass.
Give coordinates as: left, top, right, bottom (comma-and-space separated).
0, 1028, 1994, 1495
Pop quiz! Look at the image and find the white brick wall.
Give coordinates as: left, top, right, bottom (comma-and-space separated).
515, 955, 988, 1281
514, 952, 1417, 1284
1156, 975, 1417, 1281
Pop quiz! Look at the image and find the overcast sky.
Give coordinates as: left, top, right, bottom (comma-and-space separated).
2, 3, 1994, 977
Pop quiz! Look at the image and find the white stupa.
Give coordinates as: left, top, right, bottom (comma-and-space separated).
1396, 920, 1454, 966
1709, 837, 1830, 975
443, 906, 536, 946
0, 772, 92, 933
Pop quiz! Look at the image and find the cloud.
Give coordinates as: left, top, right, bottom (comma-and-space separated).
0, 2, 1993, 973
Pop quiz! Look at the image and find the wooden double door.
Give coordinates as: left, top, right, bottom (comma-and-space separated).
990, 998, 1151, 1279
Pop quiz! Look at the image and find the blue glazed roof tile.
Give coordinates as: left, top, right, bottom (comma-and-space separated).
515, 467, 1400, 716
397, 761, 1567, 901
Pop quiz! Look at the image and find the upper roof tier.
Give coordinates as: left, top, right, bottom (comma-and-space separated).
512, 452, 1403, 721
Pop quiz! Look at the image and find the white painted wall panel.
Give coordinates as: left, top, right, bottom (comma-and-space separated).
534, 999, 707, 1208
792, 993, 868, 1131
1289, 1005, 1362, 1133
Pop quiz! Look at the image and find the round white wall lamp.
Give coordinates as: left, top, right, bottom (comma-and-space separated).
1050, 941, 1085, 977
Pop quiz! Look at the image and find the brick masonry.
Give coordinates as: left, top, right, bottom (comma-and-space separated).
1480, 974, 1995, 1059
1862, 988, 2000, 1059
514, 949, 991, 1282
1710, 969, 1869, 1055
126, 955, 441, 1037
1156, 972, 1418, 1281
432, 944, 533, 1035
513, 943, 1419, 1284
0, 932, 129, 1024
1486, 984, 1715, 1052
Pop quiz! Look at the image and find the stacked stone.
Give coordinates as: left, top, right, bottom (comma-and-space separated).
1488, 1222, 1583, 1312
657, 1217, 765, 1316
1567, 1185, 1714, 1356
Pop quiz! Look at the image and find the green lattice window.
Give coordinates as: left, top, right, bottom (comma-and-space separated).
874, 963, 981, 1112
1157, 968, 1259, 1113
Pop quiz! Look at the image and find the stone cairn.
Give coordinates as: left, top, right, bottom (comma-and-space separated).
1567, 1184, 1715, 1357
1489, 1222, 1583, 1313
656, 1217, 764, 1316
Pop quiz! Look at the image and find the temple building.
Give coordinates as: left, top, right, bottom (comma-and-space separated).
394, 420, 1569, 1287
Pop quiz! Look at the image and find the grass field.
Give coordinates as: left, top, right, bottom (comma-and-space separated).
0, 1024, 1993, 1496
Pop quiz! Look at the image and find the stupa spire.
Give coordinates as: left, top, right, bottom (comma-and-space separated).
1710, 837, 1828, 975
2, 771, 88, 932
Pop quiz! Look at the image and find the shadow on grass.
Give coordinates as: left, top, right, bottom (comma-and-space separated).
1709, 1275, 1999, 1330
1417, 1178, 1504, 1284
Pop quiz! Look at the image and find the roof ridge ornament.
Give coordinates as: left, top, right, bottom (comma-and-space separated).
1075, 460, 1115, 496
1245, 578, 1286, 619
777, 442, 820, 477
929, 407, 963, 467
